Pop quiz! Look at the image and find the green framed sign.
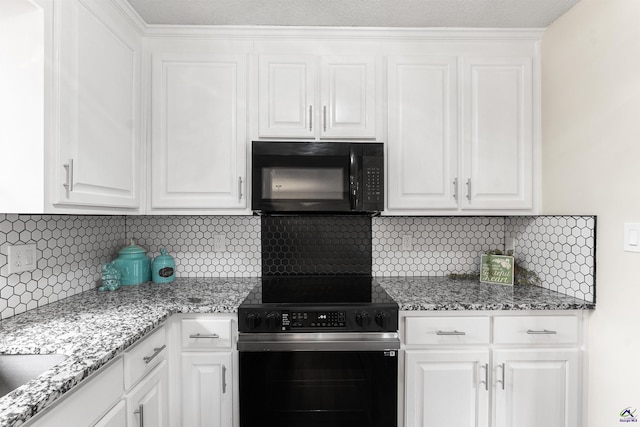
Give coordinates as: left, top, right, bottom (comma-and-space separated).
480, 255, 514, 286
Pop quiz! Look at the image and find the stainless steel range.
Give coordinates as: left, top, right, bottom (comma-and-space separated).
237, 275, 399, 427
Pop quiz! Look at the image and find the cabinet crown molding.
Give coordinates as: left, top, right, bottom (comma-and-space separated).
140, 25, 544, 41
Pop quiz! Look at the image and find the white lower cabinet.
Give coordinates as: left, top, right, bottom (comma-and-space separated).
405, 350, 490, 427
25, 357, 125, 427
492, 349, 579, 427
126, 361, 169, 427
403, 313, 583, 427
181, 353, 233, 427
176, 315, 236, 427
93, 400, 127, 427
25, 325, 169, 427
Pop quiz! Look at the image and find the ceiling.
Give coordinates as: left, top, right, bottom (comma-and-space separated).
124, 0, 581, 28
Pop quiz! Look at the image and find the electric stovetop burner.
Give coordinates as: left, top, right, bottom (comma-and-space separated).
238, 275, 398, 333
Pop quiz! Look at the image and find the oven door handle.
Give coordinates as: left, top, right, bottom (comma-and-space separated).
237, 332, 400, 352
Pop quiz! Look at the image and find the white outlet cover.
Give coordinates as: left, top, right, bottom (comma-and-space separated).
7, 244, 37, 274
504, 237, 515, 253
213, 234, 227, 252
401, 234, 413, 251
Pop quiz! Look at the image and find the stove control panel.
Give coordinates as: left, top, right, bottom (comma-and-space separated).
287, 311, 346, 329
239, 308, 398, 332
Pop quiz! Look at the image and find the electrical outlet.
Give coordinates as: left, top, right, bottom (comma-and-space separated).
504, 237, 515, 253
213, 234, 227, 252
402, 234, 413, 251
7, 244, 37, 274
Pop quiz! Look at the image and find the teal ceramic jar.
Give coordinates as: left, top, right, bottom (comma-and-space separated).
152, 248, 176, 284
113, 239, 151, 285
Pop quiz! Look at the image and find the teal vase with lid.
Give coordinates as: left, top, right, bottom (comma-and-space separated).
112, 239, 151, 286
152, 248, 176, 284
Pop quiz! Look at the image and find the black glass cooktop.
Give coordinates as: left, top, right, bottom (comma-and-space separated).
241, 275, 395, 306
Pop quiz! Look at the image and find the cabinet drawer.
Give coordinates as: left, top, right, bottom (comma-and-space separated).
405, 317, 490, 345
124, 326, 167, 389
493, 316, 579, 345
181, 318, 233, 350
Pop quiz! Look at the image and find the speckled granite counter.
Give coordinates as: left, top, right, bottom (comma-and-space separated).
0, 276, 594, 427
0, 278, 257, 427
378, 276, 595, 311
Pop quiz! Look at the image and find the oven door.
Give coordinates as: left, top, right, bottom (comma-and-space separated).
239, 333, 399, 427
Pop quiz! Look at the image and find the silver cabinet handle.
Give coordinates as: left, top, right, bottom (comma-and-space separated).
436, 330, 466, 336
453, 177, 458, 201
466, 178, 471, 201
238, 176, 243, 202
480, 363, 488, 391
222, 364, 227, 394
189, 333, 220, 339
527, 329, 557, 335
134, 404, 144, 427
143, 344, 166, 364
309, 105, 313, 131
496, 363, 505, 390
323, 105, 327, 132
63, 159, 74, 193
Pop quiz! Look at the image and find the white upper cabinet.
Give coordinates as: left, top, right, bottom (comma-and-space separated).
150, 52, 247, 212
0, 0, 143, 214
386, 51, 537, 215
258, 54, 316, 138
258, 53, 377, 139
320, 56, 376, 138
387, 56, 459, 210
461, 56, 534, 210
53, 0, 142, 210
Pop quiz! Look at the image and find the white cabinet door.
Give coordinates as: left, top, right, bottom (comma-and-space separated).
405, 350, 490, 427
492, 349, 579, 427
151, 53, 247, 210
93, 400, 127, 427
460, 57, 534, 210
258, 54, 316, 138
258, 54, 377, 139
54, 0, 141, 209
387, 56, 458, 210
181, 352, 233, 427
127, 360, 168, 427
320, 56, 376, 138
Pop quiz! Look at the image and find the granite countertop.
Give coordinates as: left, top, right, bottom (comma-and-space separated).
0, 278, 258, 427
378, 277, 596, 311
0, 276, 594, 427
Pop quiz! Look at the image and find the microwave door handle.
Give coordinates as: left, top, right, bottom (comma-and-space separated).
349, 151, 358, 210
349, 176, 356, 210
354, 181, 359, 210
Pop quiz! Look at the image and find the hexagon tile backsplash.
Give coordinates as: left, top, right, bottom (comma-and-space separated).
128, 216, 261, 278
0, 213, 596, 320
0, 214, 126, 319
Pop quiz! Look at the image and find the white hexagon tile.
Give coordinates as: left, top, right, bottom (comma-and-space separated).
0, 214, 126, 319
506, 216, 596, 302
372, 215, 595, 302
0, 213, 596, 321
372, 217, 506, 276
127, 216, 261, 278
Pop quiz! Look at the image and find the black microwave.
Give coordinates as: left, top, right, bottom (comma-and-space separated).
251, 141, 384, 213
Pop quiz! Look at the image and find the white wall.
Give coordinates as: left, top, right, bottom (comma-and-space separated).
542, 0, 640, 425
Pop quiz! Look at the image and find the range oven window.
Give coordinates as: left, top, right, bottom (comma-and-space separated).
239, 350, 397, 427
